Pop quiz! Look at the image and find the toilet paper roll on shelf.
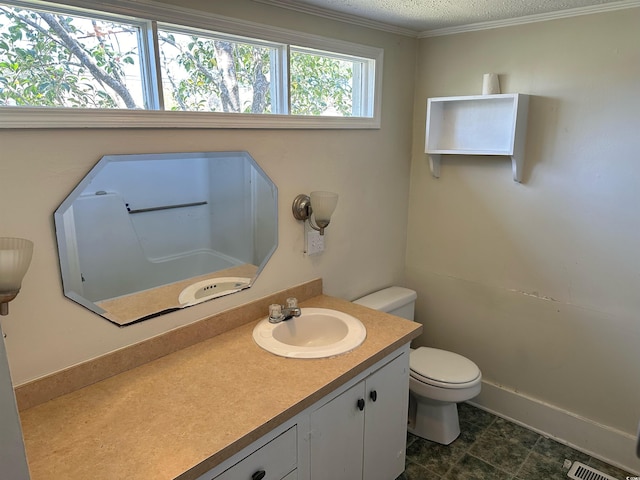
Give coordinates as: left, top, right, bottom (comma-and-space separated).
482, 73, 500, 95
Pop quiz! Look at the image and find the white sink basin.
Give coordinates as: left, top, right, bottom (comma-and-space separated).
252, 308, 367, 359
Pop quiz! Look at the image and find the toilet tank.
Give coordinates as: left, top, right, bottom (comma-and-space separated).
353, 286, 417, 321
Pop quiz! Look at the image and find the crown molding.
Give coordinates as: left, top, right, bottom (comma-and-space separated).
419, 0, 640, 37
252, 0, 420, 37
254, 0, 640, 39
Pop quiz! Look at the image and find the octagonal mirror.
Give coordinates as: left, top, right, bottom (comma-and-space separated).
54, 151, 278, 326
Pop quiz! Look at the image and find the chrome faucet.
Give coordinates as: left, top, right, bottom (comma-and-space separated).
269, 297, 302, 323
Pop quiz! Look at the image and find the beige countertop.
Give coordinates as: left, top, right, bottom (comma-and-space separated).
19, 294, 421, 480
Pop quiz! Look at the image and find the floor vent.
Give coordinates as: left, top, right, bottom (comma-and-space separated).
568, 462, 619, 480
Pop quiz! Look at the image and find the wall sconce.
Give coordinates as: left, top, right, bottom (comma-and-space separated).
292, 191, 339, 235
0, 238, 33, 316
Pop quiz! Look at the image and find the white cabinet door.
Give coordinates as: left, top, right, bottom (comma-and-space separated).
309, 351, 409, 480
309, 381, 366, 480
362, 353, 409, 480
0, 333, 30, 480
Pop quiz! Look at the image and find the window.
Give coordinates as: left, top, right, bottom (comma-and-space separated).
290, 47, 374, 117
0, 0, 382, 128
156, 26, 283, 114
0, 4, 149, 108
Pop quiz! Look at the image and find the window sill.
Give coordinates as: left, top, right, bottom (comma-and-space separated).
0, 107, 381, 129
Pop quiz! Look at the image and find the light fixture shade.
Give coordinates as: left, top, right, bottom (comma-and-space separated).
310, 191, 338, 223
0, 237, 34, 293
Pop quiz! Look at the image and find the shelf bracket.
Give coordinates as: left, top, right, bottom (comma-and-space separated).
429, 153, 523, 182
428, 154, 441, 178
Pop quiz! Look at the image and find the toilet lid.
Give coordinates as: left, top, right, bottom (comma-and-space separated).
410, 347, 480, 386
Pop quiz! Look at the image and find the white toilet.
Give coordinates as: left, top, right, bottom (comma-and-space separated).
354, 286, 482, 445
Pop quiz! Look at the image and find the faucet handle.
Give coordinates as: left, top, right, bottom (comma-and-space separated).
286, 297, 298, 309
269, 304, 283, 321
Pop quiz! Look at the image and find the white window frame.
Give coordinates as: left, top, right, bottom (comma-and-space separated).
289, 45, 376, 118
155, 23, 289, 114
0, 0, 383, 129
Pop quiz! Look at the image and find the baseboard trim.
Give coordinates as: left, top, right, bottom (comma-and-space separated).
469, 380, 640, 475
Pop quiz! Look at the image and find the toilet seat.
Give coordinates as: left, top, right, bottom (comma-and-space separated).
410, 347, 481, 389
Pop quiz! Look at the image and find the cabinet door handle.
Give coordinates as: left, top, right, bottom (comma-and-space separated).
251, 470, 266, 480
357, 398, 365, 411
370, 390, 377, 402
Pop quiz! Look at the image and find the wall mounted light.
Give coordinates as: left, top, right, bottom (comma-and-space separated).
292, 191, 339, 235
0, 238, 33, 316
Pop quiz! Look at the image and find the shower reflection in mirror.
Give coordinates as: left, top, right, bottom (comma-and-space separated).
54, 151, 278, 326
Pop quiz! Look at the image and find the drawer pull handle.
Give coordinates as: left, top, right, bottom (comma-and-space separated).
252, 470, 266, 480
370, 390, 378, 402
357, 398, 365, 411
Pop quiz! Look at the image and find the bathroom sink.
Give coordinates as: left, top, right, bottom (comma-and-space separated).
252, 308, 367, 359
178, 277, 251, 307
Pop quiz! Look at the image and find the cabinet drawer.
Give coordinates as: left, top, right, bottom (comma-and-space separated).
213, 426, 297, 480
281, 469, 297, 480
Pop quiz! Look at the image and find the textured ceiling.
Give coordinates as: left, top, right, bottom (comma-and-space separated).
267, 0, 633, 33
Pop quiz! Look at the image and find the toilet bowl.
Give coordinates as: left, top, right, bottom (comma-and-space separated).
354, 286, 482, 445
408, 346, 481, 444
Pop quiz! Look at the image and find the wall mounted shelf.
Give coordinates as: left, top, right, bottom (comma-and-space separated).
425, 93, 529, 182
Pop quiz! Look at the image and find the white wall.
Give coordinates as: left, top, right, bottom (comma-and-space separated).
407, 6, 640, 469
0, 0, 415, 385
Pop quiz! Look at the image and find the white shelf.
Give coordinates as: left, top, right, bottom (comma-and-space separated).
425, 93, 529, 182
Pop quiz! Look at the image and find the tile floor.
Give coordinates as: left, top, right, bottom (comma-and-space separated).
397, 403, 635, 480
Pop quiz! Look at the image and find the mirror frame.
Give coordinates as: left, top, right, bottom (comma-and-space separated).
54, 151, 278, 326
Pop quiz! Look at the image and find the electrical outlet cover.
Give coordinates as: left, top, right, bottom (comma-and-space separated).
305, 224, 325, 255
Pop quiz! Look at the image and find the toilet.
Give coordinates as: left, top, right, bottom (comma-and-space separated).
354, 286, 481, 445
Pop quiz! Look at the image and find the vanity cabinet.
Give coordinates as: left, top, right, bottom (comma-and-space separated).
207, 426, 297, 480
308, 351, 409, 480
425, 93, 529, 182
195, 347, 410, 480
